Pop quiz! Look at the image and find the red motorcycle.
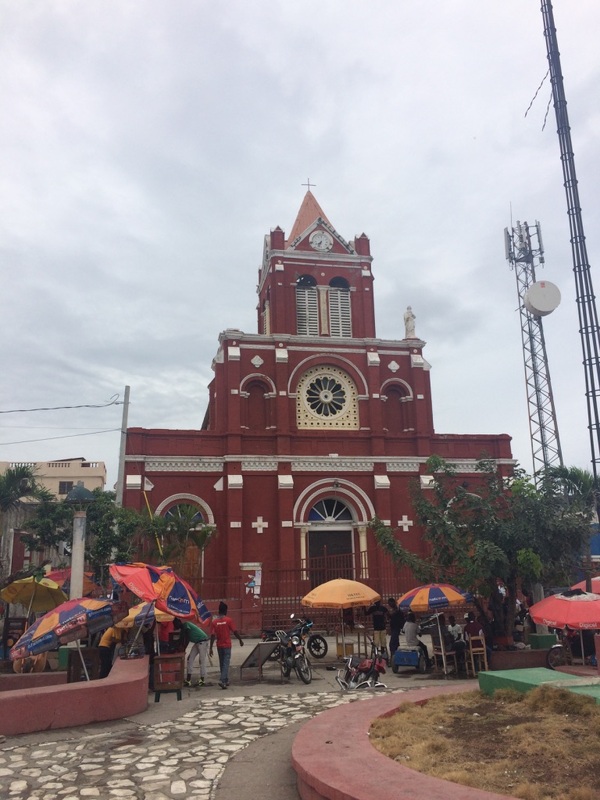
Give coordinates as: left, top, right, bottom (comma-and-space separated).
336, 637, 387, 691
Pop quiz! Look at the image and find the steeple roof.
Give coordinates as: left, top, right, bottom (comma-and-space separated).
287, 190, 332, 244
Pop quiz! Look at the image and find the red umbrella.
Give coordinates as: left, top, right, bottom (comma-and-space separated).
529, 589, 600, 630
109, 563, 211, 621
45, 568, 103, 597
571, 576, 600, 593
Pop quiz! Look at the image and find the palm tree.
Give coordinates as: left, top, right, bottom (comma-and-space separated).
0, 465, 51, 581
543, 465, 599, 590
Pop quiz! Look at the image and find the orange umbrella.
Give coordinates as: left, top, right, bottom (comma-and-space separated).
301, 578, 380, 609
302, 579, 380, 656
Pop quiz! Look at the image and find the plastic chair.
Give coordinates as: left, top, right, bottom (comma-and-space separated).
467, 636, 489, 676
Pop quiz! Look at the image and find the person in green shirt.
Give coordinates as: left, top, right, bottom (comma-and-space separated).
181, 620, 210, 687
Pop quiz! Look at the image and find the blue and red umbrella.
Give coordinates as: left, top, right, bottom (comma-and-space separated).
9, 597, 128, 660
109, 563, 211, 622
398, 583, 472, 613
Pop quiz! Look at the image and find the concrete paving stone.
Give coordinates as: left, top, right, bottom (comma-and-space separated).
0, 638, 454, 800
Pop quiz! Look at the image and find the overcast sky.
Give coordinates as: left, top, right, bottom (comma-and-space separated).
2, 1, 600, 489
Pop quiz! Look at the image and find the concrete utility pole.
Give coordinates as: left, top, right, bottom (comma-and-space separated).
115, 385, 130, 507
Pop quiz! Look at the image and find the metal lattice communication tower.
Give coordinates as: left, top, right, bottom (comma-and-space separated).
505, 221, 563, 480
541, 1, 600, 481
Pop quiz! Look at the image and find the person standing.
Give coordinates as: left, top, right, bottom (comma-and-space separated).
98, 625, 124, 678
182, 619, 210, 687
387, 598, 405, 659
366, 599, 390, 656
209, 601, 244, 689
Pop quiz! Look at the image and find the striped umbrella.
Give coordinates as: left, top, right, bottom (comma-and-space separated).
398, 583, 472, 613
398, 583, 472, 675
115, 601, 174, 629
9, 597, 128, 679
109, 563, 211, 622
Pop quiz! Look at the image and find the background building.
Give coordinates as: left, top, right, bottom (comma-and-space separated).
0, 458, 106, 578
123, 192, 514, 629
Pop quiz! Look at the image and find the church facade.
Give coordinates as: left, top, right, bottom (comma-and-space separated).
122, 192, 513, 623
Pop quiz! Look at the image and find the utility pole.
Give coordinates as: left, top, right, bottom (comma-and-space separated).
115, 385, 130, 508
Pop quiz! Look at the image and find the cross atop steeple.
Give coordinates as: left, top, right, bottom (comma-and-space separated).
301, 178, 316, 191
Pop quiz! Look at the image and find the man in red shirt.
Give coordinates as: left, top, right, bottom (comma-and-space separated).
209, 602, 244, 689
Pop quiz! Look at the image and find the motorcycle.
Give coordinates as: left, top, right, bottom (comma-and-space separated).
261, 614, 328, 661
277, 628, 312, 684
336, 637, 387, 691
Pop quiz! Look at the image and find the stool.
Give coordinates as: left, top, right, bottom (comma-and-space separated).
153, 654, 185, 702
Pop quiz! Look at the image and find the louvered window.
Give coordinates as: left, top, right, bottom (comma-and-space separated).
262, 300, 271, 335
296, 287, 319, 335
329, 288, 352, 337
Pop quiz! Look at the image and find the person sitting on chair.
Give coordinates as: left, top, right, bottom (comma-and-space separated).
402, 612, 431, 668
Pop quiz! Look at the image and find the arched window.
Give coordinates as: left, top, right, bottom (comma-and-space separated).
328, 277, 351, 337
244, 380, 269, 431
164, 503, 205, 527
308, 498, 353, 522
383, 385, 411, 434
296, 275, 318, 335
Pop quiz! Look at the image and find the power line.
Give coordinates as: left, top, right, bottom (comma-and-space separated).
0, 394, 123, 414
0, 429, 120, 446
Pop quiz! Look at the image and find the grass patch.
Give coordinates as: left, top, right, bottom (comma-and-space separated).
370, 685, 599, 800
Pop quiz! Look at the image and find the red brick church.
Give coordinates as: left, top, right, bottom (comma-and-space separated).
122, 191, 513, 624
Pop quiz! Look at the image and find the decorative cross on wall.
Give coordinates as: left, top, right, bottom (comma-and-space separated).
252, 516, 269, 534
397, 515, 414, 532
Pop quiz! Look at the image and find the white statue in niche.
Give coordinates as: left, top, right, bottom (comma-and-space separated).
404, 306, 416, 338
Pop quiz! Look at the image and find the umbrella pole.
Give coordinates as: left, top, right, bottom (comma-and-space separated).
26, 585, 36, 621
436, 614, 448, 675
129, 602, 154, 652
76, 640, 90, 682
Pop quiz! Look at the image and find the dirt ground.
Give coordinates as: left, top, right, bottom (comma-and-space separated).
370, 685, 600, 800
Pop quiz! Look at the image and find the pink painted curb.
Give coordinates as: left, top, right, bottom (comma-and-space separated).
0, 656, 149, 737
292, 685, 517, 800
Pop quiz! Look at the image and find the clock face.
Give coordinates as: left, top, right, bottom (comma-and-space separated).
309, 230, 333, 252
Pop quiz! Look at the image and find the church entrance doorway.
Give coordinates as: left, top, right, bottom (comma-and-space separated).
308, 530, 354, 587
307, 497, 354, 586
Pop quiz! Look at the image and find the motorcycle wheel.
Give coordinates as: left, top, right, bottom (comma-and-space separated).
307, 634, 328, 659
417, 653, 427, 674
546, 645, 567, 670
392, 662, 399, 674
281, 663, 291, 678
295, 654, 312, 684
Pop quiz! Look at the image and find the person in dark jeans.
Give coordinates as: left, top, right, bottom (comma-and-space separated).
366, 599, 390, 657
387, 598, 406, 659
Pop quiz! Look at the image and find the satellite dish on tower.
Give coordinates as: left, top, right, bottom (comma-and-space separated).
523, 280, 561, 317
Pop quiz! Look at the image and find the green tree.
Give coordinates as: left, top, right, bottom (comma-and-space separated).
371, 456, 592, 638
139, 503, 216, 581
0, 465, 50, 513
21, 489, 150, 586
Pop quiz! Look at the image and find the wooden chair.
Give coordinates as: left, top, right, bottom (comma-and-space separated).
467, 636, 489, 676
430, 628, 458, 675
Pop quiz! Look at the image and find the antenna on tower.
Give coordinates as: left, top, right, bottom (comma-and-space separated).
505, 220, 563, 482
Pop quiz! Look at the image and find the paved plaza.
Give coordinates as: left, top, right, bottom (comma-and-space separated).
0, 639, 454, 800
